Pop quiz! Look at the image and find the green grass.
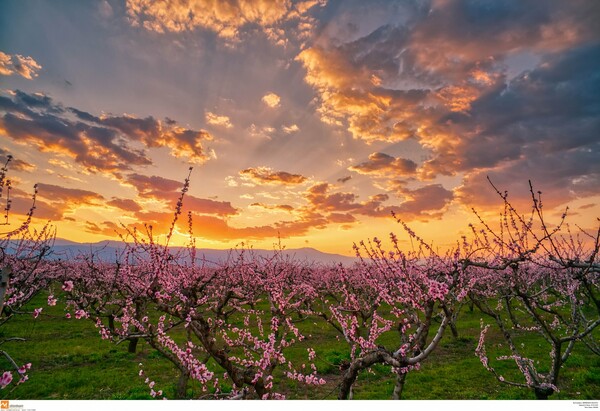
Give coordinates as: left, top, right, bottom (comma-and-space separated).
1, 294, 599, 400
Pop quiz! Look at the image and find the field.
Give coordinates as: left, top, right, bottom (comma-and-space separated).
2, 291, 599, 400
2, 188, 599, 401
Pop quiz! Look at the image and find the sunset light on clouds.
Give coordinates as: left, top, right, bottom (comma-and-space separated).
1, 0, 599, 255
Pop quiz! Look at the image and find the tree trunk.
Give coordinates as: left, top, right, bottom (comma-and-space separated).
392, 372, 407, 400
449, 319, 459, 339
127, 337, 139, 353
338, 351, 385, 399
108, 314, 115, 332
0, 267, 11, 313
176, 371, 189, 398
534, 387, 553, 400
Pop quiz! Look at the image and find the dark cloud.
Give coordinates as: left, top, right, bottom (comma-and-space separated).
303, 181, 452, 221
107, 198, 142, 213
183, 196, 238, 216
7, 185, 97, 221
125, 174, 183, 197
456, 147, 600, 209
84, 220, 121, 236
442, 44, 600, 207
349, 152, 418, 176
36, 183, 104, 205
250, 202, 294, 212
393, 184, 454, 219
8, 193, 63, 221
125, 173, 238, 216
298, 1, 600, 211
0, 90, 213, 174
0, 150, 35, 172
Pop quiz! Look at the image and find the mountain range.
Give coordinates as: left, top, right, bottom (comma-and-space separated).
49, 239, 358, 266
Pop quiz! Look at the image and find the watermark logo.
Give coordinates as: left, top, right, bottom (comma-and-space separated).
0, 400, 9, 409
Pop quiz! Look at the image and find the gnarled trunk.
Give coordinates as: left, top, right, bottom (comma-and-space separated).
392, 372, 407, 400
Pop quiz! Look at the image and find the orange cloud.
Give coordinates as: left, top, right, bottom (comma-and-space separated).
0, 51, 42, 79
296, 39, 434, 143
250, 202, 294, 213
282, 124, 299, 134
262, 92, 281, 108
0, 91, 214, 173
100, 210, 327, 242
125, 0, 323, 44
0, 149, 35, 172
6, 184, 105, 223
205, 111, 233, 128
107, 198, 142, 212
7, 188, 63, 221
240, 167, 307, 186
349, 153, 418, 177
36, 183, 104, 205
303, 182, 453, 221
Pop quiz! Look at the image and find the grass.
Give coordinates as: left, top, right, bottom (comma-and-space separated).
1, 293, 599, 400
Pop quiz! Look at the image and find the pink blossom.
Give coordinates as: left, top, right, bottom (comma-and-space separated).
18, 363, 31, 374
0, 371, 13, 388
74, 309, 88, 319
62, 280, 74, 292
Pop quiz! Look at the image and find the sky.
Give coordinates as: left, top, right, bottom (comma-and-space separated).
0, 0, 599, 255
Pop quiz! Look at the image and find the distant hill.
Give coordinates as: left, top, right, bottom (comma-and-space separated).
48, 239, 358, 266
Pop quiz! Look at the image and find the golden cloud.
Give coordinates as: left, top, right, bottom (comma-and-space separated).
205, 111, 233, 128
125, 0, 324, 43
262, 92, 281, 108
240, 167, 307, 186
0, 51, 42, 79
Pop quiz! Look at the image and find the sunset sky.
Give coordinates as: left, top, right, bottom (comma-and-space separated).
1, 0, 599, 255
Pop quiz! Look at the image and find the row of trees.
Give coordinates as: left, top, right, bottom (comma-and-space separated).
0, 162, 598, 399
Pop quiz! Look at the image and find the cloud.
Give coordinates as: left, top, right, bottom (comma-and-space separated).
239, 167, 307, 186
125, 173, 183, 197
248, 124, 276, 140
4, 186, 62, 221
282, 124, 299, 134
0, 90, 214, 174
303, 181, 452, 221
296, 1, 599, 211
0, 150, 35, 172
250, 202, 294, 213
440, 43, 600, 208
262, 92, 281, 108
36, 183, 104, 205
98, 0, 114, 18
107, 197, 142, 212
349, 152, 418, 177
5, 183, 105, 222
125, 0, 324, 44
183, 196, 239, 216
124, 173, 238, 216
0, 51, 42, 79
205, 111, 233, 128
303, 183, 397, 218
393, 184, 454, 220
337, 175, 351, 184
456, 148, 600, 210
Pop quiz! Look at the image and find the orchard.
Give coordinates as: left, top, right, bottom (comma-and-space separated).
0, 162, 598, 400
